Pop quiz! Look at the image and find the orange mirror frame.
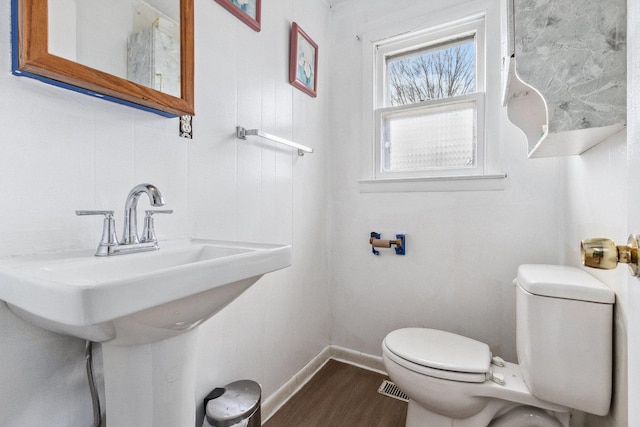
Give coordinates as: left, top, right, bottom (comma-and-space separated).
13, 0, 194, 117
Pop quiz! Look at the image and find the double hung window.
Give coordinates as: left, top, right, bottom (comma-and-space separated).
374, 17, 486, 179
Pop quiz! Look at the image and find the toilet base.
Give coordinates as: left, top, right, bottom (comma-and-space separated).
488, 406, 566, 427
406, 399, 569, 427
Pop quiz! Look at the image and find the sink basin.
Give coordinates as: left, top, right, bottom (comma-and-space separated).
0, 239, 291, 344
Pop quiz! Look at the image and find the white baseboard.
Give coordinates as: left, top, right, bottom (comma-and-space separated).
329, 345, 386, 375
261, 346, 386, 423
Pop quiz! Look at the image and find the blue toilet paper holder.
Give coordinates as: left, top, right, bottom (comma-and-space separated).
370, 232, 405, 256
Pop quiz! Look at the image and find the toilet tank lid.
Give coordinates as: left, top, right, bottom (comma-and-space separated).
516, 264, 614, 304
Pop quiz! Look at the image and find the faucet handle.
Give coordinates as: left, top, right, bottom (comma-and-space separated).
76, 210, 114, 217
145, 210, 174, 216
141, 210, 173, 244
75, 210, 119, 256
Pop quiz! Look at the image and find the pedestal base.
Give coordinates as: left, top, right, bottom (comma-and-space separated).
101, 329, 199, 426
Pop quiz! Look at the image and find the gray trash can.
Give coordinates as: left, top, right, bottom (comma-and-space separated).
202, 380, 261, 427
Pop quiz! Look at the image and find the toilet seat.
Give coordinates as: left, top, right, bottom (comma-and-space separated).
383, 328, 491, 383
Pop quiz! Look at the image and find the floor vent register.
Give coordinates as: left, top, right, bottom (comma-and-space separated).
377, 380, 409, 402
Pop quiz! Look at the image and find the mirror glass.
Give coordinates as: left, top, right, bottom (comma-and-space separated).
15, 0, 194, 117
48, 0, 181, 97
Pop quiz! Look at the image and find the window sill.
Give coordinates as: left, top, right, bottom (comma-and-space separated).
358, 173, 507, 193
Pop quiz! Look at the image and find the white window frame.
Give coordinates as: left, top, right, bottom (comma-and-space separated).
359, 6, 505, 192
374, 17, 486, 180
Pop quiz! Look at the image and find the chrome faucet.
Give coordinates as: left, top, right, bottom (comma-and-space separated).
121, 184, 166, 245
77, 183, 173, 256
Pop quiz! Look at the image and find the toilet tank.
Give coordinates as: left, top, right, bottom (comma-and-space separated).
515, 264, 615, 416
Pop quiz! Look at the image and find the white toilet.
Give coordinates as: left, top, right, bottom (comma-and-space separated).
382, 264, 615, 427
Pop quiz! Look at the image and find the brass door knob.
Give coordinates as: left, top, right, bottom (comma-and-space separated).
581, 235, 639, 276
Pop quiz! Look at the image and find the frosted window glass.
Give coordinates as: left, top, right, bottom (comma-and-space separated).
381, 101, 476, 172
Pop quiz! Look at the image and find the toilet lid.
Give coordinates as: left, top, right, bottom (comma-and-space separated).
384, 328, 491, 376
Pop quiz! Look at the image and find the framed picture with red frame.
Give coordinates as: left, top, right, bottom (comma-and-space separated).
215, 0, 261, 32
289, 22, 318, 98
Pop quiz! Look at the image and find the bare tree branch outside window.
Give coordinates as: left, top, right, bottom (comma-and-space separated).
387, 38, 475, 106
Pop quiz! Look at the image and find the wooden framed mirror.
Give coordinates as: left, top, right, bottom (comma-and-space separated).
12, 0, 194, 117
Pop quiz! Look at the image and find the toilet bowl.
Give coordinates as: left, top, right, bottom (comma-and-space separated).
382, 328, 570, 427
382, 264, 614, 427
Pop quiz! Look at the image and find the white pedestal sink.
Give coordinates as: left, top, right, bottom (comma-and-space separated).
0, 239, 291, 426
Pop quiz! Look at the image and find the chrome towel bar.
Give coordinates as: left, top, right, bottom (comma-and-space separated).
236, 126, 314, 156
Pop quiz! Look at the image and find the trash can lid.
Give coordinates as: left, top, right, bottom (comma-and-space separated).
205, 380, 261, 427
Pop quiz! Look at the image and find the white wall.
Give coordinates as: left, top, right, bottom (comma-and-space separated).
329, 1, 634, 424
190, 0, 331, 424
328, 1, 634, 424
0, 0, 331, 425
328, 0, 563, 363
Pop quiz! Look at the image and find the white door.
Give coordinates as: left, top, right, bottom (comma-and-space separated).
627, 1, 639, 424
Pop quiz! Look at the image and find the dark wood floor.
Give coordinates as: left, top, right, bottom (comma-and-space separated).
263, 359, 407, 427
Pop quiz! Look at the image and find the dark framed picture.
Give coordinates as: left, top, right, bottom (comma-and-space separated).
289, 22, 318, 98
215, 0, 261, 32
